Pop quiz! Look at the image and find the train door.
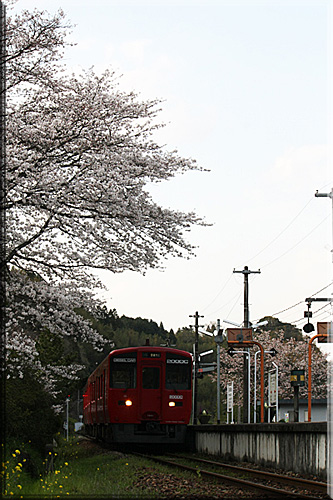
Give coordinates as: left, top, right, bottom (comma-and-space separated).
139, 362, 162, 420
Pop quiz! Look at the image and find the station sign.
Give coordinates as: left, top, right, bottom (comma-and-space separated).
227, 383, 233, 412
226, 328, 253, 343
317, 322, 332, 342
269, 372, 277, 405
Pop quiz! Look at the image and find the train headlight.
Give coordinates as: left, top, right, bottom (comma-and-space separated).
169, 401, 176, 407
125, 399, 133, 407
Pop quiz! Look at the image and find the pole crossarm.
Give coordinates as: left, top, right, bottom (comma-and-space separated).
305, 297, 333, 302
228, 340, 265, 423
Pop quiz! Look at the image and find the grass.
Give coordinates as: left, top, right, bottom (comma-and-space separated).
1, 436, 167, 498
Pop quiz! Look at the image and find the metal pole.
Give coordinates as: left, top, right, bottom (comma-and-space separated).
315, 188, 333, 262
191, 343, 195, 424
66, 398, 69, 441
194, 312, 199, 425
294, 386, 299, 422
254, 350, 260, 423
248, 350, 250, 423
272, 361, 278, 421
268, 372, 271, 423
216, 319, 221, 424
243, 268, 249, 424
231, 381, 234, 423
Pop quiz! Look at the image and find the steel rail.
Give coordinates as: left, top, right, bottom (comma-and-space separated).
132, 453, 322, 499
167, 454, 328, 494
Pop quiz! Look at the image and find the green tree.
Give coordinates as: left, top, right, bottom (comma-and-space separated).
6, 371, 61, 454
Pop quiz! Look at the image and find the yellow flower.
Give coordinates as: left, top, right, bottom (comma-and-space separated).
15, 450, 20, 455
64, 462, 68, 466
17, 485, 22, 490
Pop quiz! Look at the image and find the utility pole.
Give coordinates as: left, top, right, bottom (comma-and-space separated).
233, 266, 261, 423
189, 311, 204, 425
216, 319, 221, 424
315, 188, 333, 263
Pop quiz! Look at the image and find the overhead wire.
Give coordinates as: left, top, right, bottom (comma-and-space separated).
252, 281, 333, 323
224, 289, 243, 321
237, 195, 315, 268
260, 215, 330, 269
200, 272, 233, 313
201, 181, 332, 323
293, 302, 331, 325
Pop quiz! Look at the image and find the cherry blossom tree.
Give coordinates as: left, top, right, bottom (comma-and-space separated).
214, 329, 330, 413
3, 4, 207, 395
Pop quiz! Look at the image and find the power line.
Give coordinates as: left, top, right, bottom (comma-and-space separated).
261, 215, 330, 269
200, 272, 233, 313
237, 196, 315, 268
293, 302, 332, 325
253, 281, 333, 321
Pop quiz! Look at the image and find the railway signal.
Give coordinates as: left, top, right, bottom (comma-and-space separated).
303, 298, 333, 334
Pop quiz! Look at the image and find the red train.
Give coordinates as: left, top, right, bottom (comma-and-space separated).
83, 343, 193, 444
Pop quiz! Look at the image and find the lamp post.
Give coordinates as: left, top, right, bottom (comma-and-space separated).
66, 397, 70, 441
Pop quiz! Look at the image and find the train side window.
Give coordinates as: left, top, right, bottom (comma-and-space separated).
142, 367, 160, 389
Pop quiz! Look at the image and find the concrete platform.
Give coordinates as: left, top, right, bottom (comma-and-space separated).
188, 422, 328, 480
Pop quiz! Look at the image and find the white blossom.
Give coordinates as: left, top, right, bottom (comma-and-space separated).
4, 4, 207, 398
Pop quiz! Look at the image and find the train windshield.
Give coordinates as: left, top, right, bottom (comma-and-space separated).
142, 367, 160, 389
165, 354, 191, 390
110, 353, 137, 389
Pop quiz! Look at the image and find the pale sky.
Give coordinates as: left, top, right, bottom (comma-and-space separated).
12, 1, 333, 354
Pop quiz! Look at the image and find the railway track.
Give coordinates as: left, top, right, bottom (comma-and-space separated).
132, 452, 329, 499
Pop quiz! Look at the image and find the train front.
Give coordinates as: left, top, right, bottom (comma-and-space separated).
108, 346, 192, 444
